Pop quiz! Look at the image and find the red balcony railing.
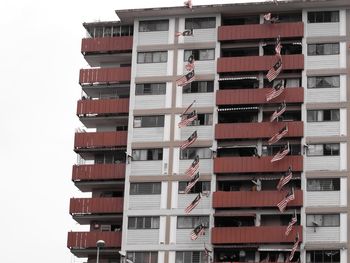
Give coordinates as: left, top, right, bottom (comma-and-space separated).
216, 88, 304, 105
67, 231, 121, 249
213, 190, 303, 208
214, 156, 303, 173
72, 163, 126, 181
218, 22, 304, 41
77, 98, 129, 116
212, 226, 303, 244
217, 55, 304, 73
69, 197, 123, 214
215, 121, 303, 140
81, 36, 133, 54
79, 67, 131, 84
74, 131, 127, 149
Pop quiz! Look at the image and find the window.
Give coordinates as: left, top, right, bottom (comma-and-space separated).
139, 20, 169, 32
176, 251, 206, 263
307, 43, 339, 55
184, 49, 215, 61
262, 144, 301, 156
137, 51, 167, 63
307, 178, 340, 191
132, 149, 163, 161
185, 17, 216, 29
177, 216, 209, 229
179, 181, 211, 194
307, 109, 340, 122
128, 217, 160, 229
136, 83, 166, 95
134, 115, 164, 128
183, 81, 214, 93
188, 113, 213, 126
306, 250, 340, 263
306, 214, 340, 227
307, 11, 339, 23
180, 148, 212, 160
307, 76, 340, 89
127, 252, 158, 263
307, 144, 340, 156
130, 182, 161, 195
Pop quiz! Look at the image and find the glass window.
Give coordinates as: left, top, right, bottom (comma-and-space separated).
307, 144, 340, 156
132, 149, 163, 161
176, 251, 206, 263
307, 178, 340, 191
188, 113, 213, 126
139, 20, 169, 32
306, 250, 340, 263
178, 181, 211, 194
307, 76, 340, 89
136, 83, 166, 95
184, 49, 215, 61
306, 214, 340, 227
307, 43, 339, 56
127, 252, 158, 263
307, 11, 339, 23
130, 182, 161, 195
134, 116, 164, 128
180, 148, 212, 159
307, 109, 340, 122
137, 52, 167, 63
183, 81, 214, 93
185, 17, 216, 29
128, 217, 160, 229
177, 216, 209, 229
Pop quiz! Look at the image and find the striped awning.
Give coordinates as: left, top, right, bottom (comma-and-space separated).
217, 106, 259, 112
218, 76, 258, 81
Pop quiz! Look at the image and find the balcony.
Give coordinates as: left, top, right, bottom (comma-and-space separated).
218, 22, 304, 41
213, 190, 303, 208
81, 36, 133, 54
212, 226, 303, 244
217, 55, 304, 73
74, 131, 127, 150
215, 121, 303, 140
214, 156, 303, 173
67, 231, 121, 256
216, 88, 304, 105
77, 98, 129, 116
70, 197, 123, 215
79, 67, 131, 85
72, 163, 126, 181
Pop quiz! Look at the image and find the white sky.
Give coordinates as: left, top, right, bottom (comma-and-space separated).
0, 0, 264, 262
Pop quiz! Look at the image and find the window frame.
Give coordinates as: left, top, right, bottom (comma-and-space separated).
133, 115, 165, 128
307, 75, 340, 89
183, 81, 214, 94
306, 178, 340, 191
306, 250, 340, 263
307, 109, 340, 122
180, 148, 212, 160
130, 182, 161, 195
307, 11, 339, 23
137, 51, 168, 64
127, 251, 158, 263
307, 143, 340, 156
307, 43, 340, 56
139, 20, 169, 32
135, 83, 166, 96
185, 17, 216, 29
175, 251, 206, 263
178, 181, 211, 194
132, 149, 163, 161
306, 214, 340, 227
184, 49, 215, 61
177, 216, 210, 229
128, 216, 160, 229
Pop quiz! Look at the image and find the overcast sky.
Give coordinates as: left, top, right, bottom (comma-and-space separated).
0, 0, 263, 262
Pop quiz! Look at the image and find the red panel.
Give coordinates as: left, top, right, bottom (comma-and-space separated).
67, 231, 121, 248
214, 156, 303, 173
216, 88, 304, 105
76, 98, 129, 115
217, 55, 304, 73
79, 67, 131, 84
69, 197, 123, 214
218, 22, 304, 41
81, 36, 133, 53
74, 131, 127, 149
215, 121, 303, 139
72, 163, 126, 181
212, 226, 303, 244
212, 190, 303, 208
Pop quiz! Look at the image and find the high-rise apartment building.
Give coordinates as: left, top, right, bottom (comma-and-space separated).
67, 0, 350, 262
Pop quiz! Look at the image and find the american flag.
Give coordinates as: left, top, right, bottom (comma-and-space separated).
185, 54, 195, 71
181, 100, 196, 117
268, 125, 288, 145
285, 213, 298, 236
190, 223, 205, 240
180, 130, 198, 150
175, 29, 193, 37
270, 101, 286, 122
266, 79, 285, 101
266, 58, 283, 82
277, 166, 292, 191
277, 188, 295, 212
185, 193, 202, 213
178, 110, 197, 128
271, 142, 290, 163
184, 172, 200, 194
184, 0, 193, 8
263, 13, 271, 21
275, 36, 282, 57
185, 155, 199, 177
176, 70, 195, 86
289, 233, 300, 261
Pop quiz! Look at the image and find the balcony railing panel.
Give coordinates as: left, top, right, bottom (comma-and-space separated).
74, 131, 127, 149
79, 67, 131, 84
214, 156, 303, 173
69, 197, 123, 214
77, 98, 129, 115
67, 231, 121, 248
81, 36, 133, 54
72, 163, 126, 181
218, 22, 304, 41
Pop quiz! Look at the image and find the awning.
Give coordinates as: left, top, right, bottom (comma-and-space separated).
218, 106, 259, 112
214, 211, 256, 217
219, 76, 258, 81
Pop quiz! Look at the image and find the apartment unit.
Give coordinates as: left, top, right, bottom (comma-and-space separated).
67, 0, 350, 262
